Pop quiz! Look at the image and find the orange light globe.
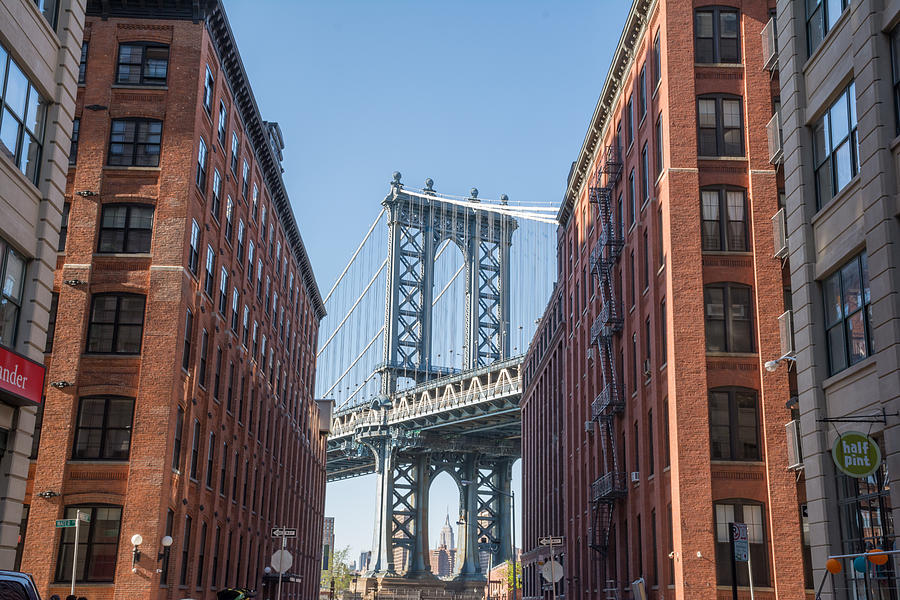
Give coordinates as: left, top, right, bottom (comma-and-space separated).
867, 550, 889, 566
826, 558, 842, 574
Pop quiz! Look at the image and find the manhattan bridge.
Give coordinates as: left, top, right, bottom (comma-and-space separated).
316, 172, 557, 596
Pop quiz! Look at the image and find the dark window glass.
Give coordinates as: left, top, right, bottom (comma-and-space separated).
660, 299, 667, 365
218, 101, 227, 147
203, 66, 213, 114
172, 405, 184, 471
704, 283, 753, 353
714, 501, 769, 585
180, 515, 192, 586
892, 26, 900, 135
213, 346, 222, 400
97, 204, 153, 253
45, 292, 58, 353
73, 396, 134, 460
698, 95, 744, 157
196, 520, 207, 589
654, 116, 663, 178
205, 432, 215, 488
626, 95, 634, 146
30, 406, 42, 459
160, 509, 173, 584
107, 118, 162, 167
211, 169, 221, 220
58, 202, 69, 252
189, 418, 200, 480
219, 267, 228, 315
824, 252, 873, 374
700, 188, 748, 252
230, 132, 238, 173
189, 220, 200, 275
204, 245, 215, 297
86, 293, 145, 354
219, 441, 227, 496
69, 117, 79, 165
225, 197, 234, 241
807, 0, 849, 55
116, 43, 168, 86
55, 505, 122, 582
78, 42, 88, 84
628, 170, 636, 225
648, 412, 655, 476
695, 7, 740, 63
709, 388, 760, 461
813, 82, 858, 209
182, 309, 193, 371
639, 65, 647, 117
653, 30, 661, 86
198, 329, 209, 388
196, 137, 207, 191
641, 143, 649, 203
13, 504, 28, 571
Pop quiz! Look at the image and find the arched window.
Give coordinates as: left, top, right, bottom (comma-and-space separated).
704, 283, 753, 352
709, 387, 759, 461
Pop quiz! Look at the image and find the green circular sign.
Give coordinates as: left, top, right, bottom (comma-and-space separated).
832, 431, 881, 478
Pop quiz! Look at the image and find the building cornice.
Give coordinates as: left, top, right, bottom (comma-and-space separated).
557, 0, 653, 227
86, 0, 327, 321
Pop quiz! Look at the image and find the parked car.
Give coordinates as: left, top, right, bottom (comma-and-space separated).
0, 571, 42, 600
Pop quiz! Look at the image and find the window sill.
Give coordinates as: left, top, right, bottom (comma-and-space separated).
810, 174, 860, 227
710, 460, 765, 466
67, 459, 130, 465
83, 353, 141, 358
111, 84, 168, 91
696, 156, 747, 161
705, 351, 757, 358
822, 355, 876, 390
694, 62, 743, 68
104, 165, 161, 172
93, 252, 151, 259
701, 250, 753, 256
656, 264, 665, 277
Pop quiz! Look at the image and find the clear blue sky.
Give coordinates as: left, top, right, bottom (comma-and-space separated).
226, 0, 630, 563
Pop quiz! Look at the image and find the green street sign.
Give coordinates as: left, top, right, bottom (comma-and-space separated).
55, 519, 77, 528
832, 431, 881, 478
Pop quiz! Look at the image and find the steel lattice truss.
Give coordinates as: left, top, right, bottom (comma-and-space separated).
393, 212, 428, 372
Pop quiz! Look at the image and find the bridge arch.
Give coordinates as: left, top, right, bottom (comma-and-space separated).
428, 467, 463, 578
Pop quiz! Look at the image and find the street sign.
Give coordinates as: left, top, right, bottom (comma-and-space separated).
731, 522, 749, 562
78, 511, 90, 523
271, 549, 294, 574
272, 527, 297, 538
541, 560, 564, 583
55, 519, 77, 528
832, 431, 882, 478
539, 536, 564, 546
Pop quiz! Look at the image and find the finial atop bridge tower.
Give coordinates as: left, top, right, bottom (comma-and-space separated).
391, 171, 402, 190
500, 193, 509, 205
469, 187, 479, 203
424, 178, 435, 193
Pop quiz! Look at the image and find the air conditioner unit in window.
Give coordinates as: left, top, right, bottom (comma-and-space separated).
772, 208, 788, 258
761, 16, 778, 71
778, 310, 794, 357
786, 419, 803, 470
767, 111, 784, 165
630, 471, 640, 483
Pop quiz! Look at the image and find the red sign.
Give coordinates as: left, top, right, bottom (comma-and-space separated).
0, 346, 45, 406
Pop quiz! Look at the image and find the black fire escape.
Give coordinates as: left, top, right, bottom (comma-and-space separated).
588, 145, 626, 566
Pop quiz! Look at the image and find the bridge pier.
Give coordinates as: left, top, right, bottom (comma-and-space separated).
367, 436, 397, 576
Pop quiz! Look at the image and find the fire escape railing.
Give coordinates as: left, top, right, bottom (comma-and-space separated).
587, 145, 626, 561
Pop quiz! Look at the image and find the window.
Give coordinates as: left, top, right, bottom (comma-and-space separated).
627, 170, 636, 227
813, 82, 858, 209
213, 347, 222, 401
86, 293, 145, 354
648, 409, 655, 475
709, 387, 760, 461
198, 329, 209, 388
695, 7, 740, 63
107, 118, 161, 167
196, 137, 207, 191
698, 95, 743, 156
172, 405, 184, 471
196, 521, 207, 589
626, 95, 634, 147
0, 241, 24, 347
189, 418, 200, 480
204, 245, 215, 296
69, 117, 79, 165
715, 501, 769, 586
78, 42, 88, 84
242, 306, 249, 347
116, 43, 168, 85
97, 204, 154, 253
219, 441, 228, 495
824, 252, 873, 374
237, 220, 245, 262
180, 515, 192, 586
657, 207, 664, 268
181, 309, 193, 371
203, 65, 213, 114
160, 509, 173, 583
630, 333, 638, 392
189, 220, 200, 275
219, 267, 228, 315
225, 197, 234, 241
0, 43, 47, 183
641, 143, 649, 204
893, 27, 900, 135
226, 364, 235, 413
217, 101, 227, 147
252, 183, 259, 220
208, 169, 221, 221
241, 160, 249, 199
231, 288, 239, 332
700, 188, 747, 251
653, 30, 661, 87
807, 0, 849, 55
205, 432, 215, 488
45, 292, 58, 352
73, 395, 134, 460
55, 506, 122, 583
230, 132, 238, 173
247, 241, 255, 282
704, 283, 752, 353
654, 116, 663, 178
642, 229, 649, 290
58, 202, 69, 252
231, 451, 239, 500
660, 299, 667, 365
639, 64, 647, 118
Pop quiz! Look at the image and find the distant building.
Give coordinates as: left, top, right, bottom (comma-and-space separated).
439, 513, 455, 550
359, 551, 371, 573
428, 514, 458, 578
322, 517, 335, 571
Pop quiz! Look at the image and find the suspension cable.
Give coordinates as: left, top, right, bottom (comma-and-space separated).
323, 207, 386, 303
433, 263, 464, 306
317, 257, 387, 356
322, 326, 384, 398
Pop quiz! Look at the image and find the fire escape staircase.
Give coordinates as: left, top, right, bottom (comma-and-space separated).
587, 146, 626, 559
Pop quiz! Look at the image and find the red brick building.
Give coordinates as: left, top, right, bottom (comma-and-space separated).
523, 1, 810, 599
19, 2, 329, 599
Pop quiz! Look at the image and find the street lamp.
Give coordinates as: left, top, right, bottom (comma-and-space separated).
461, 479, 519, 600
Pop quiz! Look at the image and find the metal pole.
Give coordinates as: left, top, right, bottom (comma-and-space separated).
747, 549, 755, 600
548, 538, 557, 600
71, 511, 81, 596
276, 530, 286, 600
511, 491, 518, 600
487, 548, 493, 600
729, 525, 738, 600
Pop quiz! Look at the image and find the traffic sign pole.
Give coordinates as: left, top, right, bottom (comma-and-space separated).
548, 536, 557, 600
71, 510, 83, 596
276, 526, 286, 600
